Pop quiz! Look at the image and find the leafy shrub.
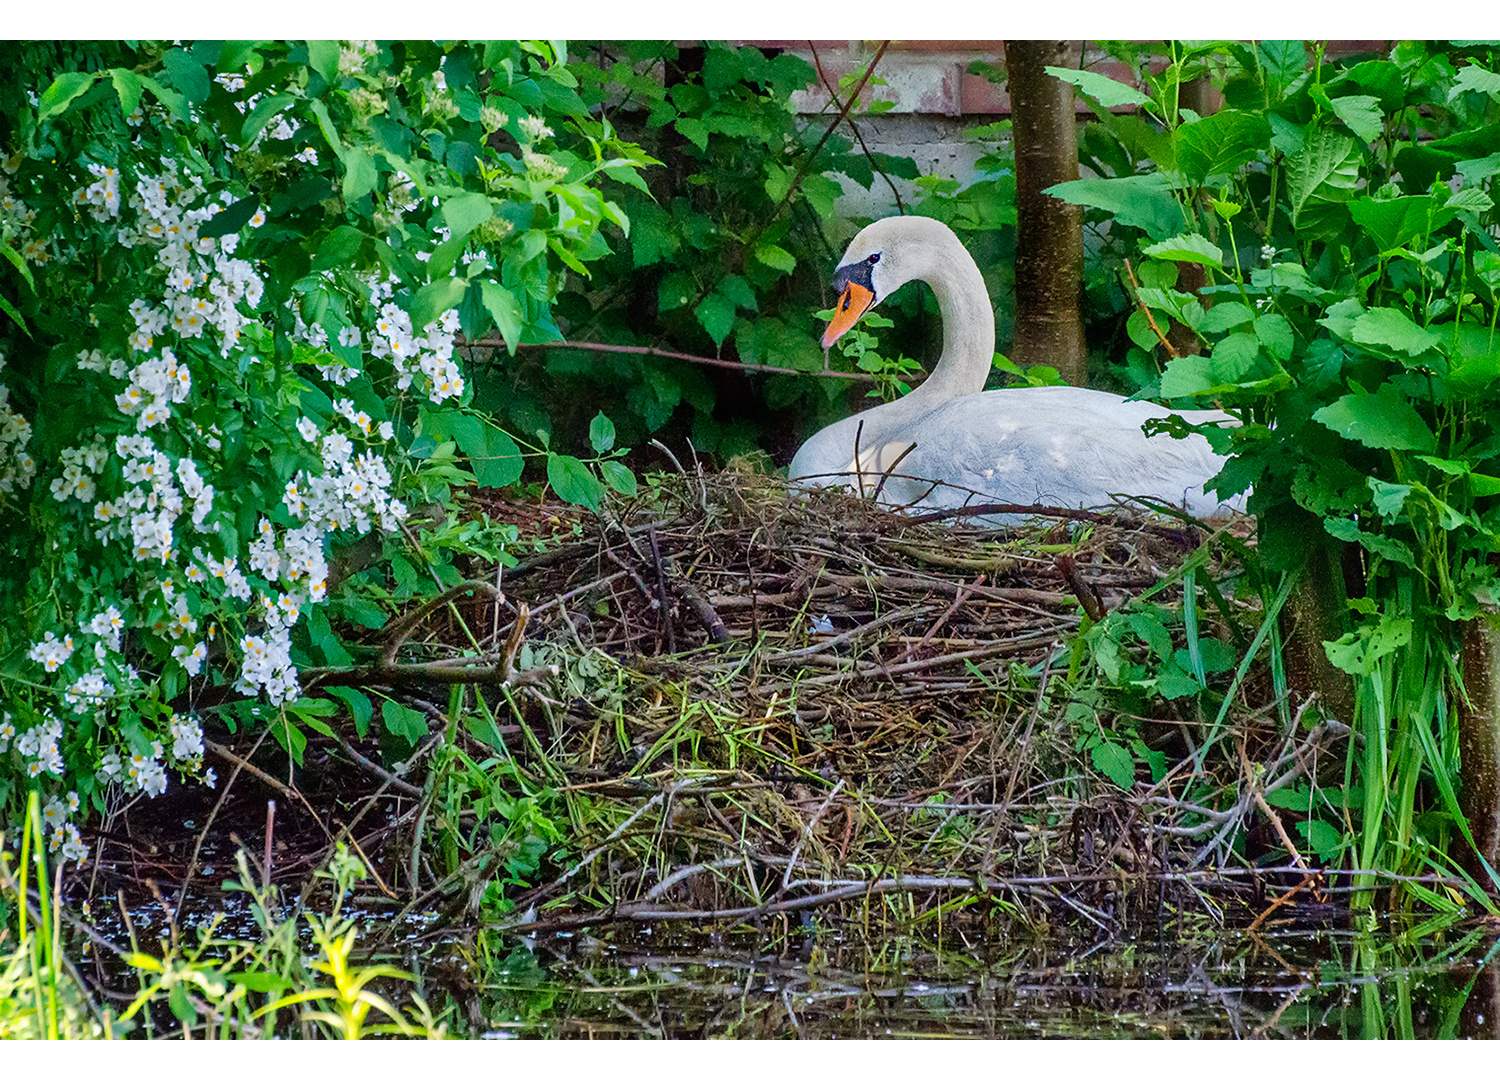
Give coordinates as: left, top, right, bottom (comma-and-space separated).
0, 41, 645, 848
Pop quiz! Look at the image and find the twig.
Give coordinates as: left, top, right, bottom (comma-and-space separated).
809, 41, 906, 214
1122, 258, 1180, 359
1055, 552, 1107, 622
461, 338, 883, 383
782, 778, 845, 891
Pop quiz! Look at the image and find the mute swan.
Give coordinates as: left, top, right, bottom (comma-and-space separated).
788, 216, 1246, 523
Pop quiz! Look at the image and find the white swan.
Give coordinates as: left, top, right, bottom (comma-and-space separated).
788, 216, 1246, 523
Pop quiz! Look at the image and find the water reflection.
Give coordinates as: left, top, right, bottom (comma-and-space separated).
431, 919, 1500, 1038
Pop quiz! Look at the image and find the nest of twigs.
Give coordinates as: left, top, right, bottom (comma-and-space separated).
89, 466, 1357, 945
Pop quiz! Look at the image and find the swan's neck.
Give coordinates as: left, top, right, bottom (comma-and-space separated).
902, 247, 995, 407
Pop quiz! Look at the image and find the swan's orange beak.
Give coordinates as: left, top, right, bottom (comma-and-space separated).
821, 281, 874, 349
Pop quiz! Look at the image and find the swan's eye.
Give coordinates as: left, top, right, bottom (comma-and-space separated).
868, 253, 880, 265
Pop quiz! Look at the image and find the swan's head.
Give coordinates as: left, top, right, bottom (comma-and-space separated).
821, 216, 964, 348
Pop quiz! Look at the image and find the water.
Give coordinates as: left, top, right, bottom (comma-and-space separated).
431, 921, 1500, 1038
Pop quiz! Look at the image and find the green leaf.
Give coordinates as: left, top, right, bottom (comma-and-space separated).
307, 40, 341, 86
547, 453, 605, 512
1199, 302, 1254, 335
1141, 233, 1223, 267
1312, 383, 1437, 452
695, 292, 736, 346
473, 424, 523, 488
199, 196, 260, 240
308, 99, 345, 157
326, 687, 373, 740
441, 192, 493, 239
162, 47, 210, 104
1173, 109, 1269, 184
241, 93, 294, 145
716, 274, 759, 312
1286, 128, 1360, 226
1254, 313, 1295, 362
588, 411, 616, 454
410, 277, 467, 330
37, 71, 101, 119
479, 281, 524, 352
312, 224, 366, 272
1450, 62, 1500, 101
1043, 65, 1151, 108
1348, 195, 1455, 253
138, 75, 189, 121
1091, 741, 1136, 790
1045, 174, 1185, 240
752, 242, 796, 274
674, 116, 708, 150
341, 147, 378, 204
600, 460, 638, 496
1350, 307, 1441, 357
111, 68, 143, 117
1324, 617, 1412, 676
1296, 818, 1345, 863
381, 699, 430, 747
1329, 94, 1384, 142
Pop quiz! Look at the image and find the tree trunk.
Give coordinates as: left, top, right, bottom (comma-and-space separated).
1004, 40, 1088, 386
1281, 538, 1355, 722
1459, 608, 1500, 887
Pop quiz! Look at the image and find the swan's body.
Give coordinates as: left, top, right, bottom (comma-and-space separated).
789, 216, 1246, 523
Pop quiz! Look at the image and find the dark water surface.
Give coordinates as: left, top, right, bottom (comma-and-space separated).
430, 919, 1500, 1039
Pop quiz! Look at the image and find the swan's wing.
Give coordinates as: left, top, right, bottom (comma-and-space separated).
876, 390, 1244, 517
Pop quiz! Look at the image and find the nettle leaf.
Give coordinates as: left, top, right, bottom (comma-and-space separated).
1173, 109, 1269, 184
695, 292, 736, 346
1254, 313, 1295, 361
716, 274, 759, 312
341, 147, 378, 204
588, 411, 616, 454
1323, 517, 1418, 569
1199, 301, 1254, 335
547, 452, 605, 512
1350, 307, 1441, 357
1091, 741, 1137, 790
1450, 62, 1500, 101
1044, 65, 1151, 109
1312, 382, 1437, 452
1045, 174, 1184, 240
1287, 128, 1360, 226
1324, 616, 1412, 676
1348, 195, 1455, 253
1141, 232, 1223, 267
1329, 94, 1384, 142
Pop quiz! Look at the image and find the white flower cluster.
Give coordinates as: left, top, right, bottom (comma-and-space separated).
94, 712, 210, 809
0, 165, 47, 265
114, 346, 191, 431
89, 435, 215, 565
371, 302, 465, 405
0, 362, 37, 499
73, 162, 122, 221
38, 788, 87, 864
2, 711, 65, 778
117, 165, 266, 358
287, 398, 407, 535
